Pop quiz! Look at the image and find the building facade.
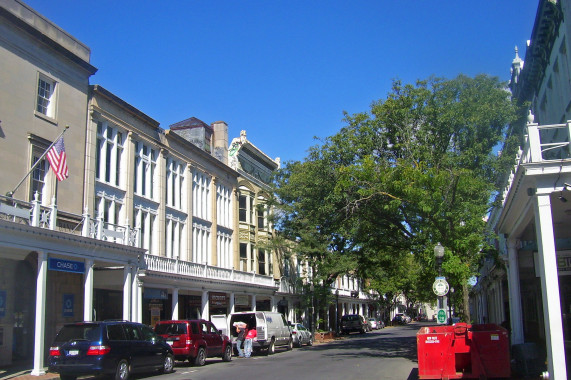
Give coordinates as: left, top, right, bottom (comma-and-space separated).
0, 0, 378, 375
474, 1, 571, 378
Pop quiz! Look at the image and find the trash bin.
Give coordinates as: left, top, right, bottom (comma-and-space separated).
417, 323, 510, 379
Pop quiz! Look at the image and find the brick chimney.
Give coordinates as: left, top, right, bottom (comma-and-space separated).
212, 121, 228, 164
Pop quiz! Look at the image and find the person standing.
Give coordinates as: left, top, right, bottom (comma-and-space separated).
235, 324, 247, 358
244, 326, 257, 358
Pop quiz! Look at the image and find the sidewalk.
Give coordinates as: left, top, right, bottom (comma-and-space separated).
0, 365, 58, 380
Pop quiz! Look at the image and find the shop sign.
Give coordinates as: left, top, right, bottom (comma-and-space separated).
210, 292, 227, 306
63, 294, 74, 317
148, 302, 163, 310
144, 288, 168, 299
557, 251, 571, 274
234, 295, 249, 306
49, 258, 85, 274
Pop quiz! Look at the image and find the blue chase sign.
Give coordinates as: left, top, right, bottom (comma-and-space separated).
48, 258, 85, 274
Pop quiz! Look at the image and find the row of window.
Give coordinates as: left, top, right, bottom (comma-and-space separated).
239, 191, 268, 229
30, 73, 273, 274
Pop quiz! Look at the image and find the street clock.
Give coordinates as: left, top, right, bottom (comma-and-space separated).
432, 277, 449, 296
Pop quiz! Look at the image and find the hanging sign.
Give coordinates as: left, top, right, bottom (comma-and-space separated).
63, 294, 74, 317
49, 258, 85, 274
0, 290, 5, 318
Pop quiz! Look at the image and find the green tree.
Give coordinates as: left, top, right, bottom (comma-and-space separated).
273, 74, 520, 322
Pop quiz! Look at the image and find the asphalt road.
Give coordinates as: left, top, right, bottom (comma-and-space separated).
141, 322, 424, 380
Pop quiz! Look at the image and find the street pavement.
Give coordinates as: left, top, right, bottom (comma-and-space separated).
2, 321, 535, 380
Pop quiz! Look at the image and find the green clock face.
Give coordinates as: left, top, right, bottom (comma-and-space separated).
432, 278, 449, 296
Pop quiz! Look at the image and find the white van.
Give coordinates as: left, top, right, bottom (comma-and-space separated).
212, 311, 293, 355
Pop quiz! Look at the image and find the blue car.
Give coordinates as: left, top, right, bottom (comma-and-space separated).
49, 321, 174, 380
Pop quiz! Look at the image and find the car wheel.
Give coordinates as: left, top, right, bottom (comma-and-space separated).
60, 376, 76, 380
266, 339, 275, 355
192, 347, 207, 366
114, 359, 129, 380
222, 344, 232, 362
287, 337, 293, 351
161, 354, 174, 373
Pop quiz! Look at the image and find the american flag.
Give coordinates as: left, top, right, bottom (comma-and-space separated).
46, 137, 69, 181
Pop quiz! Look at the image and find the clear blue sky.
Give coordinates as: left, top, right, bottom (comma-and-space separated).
24, 0, 539, 164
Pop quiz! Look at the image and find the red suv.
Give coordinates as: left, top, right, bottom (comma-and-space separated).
154, 320, 232, 366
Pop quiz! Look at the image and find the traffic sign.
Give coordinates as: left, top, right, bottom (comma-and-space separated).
437, 309, 447, 324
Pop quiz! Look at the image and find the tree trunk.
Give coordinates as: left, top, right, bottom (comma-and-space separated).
462, 282, 470, 322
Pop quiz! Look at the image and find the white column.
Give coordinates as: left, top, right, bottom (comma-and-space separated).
271, 296, 276, 312
172, 288, 179, 319
251, 294, 257, 312
123, 264, 131, 321
230, 292, 235, 314
136, 280, 143, 323
131, 267, 139, 322
534, 194, 567, 379
84, 259, 94, 321
201, 290, 209, 320
507, 238, 524, 344
31, 251, 47, 376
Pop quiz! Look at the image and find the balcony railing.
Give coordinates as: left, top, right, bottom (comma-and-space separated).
503, 120, 571, 205
0, 193, 139, 245
143, 255, 276, 287
0, 193, 277, 288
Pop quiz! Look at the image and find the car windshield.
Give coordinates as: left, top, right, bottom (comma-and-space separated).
56, 324, 101, 342
343, 315, 359, 321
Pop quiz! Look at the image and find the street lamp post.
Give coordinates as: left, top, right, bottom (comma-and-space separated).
434, 242, 444, 276
310, 283, 315, 335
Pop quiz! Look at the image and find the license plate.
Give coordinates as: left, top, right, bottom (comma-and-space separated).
68, 350, 79, 356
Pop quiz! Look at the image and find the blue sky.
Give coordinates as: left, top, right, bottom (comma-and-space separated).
24, 1, 539, 164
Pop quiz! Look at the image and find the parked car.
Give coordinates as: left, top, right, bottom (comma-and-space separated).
392, 314, 411, 325
290, 323, 313, 347
367, 317, 381, 330
212, 311, 293, 355
340, 314, 368, 334
154, 319, 232, 366
48, 320, 174, 380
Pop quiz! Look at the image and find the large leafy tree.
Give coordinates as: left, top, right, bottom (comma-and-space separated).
273, 74, 520, 322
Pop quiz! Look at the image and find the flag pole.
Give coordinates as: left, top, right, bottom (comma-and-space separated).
6, 125, 70, 197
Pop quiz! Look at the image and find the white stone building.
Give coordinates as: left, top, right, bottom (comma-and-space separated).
474, 1, 571, 378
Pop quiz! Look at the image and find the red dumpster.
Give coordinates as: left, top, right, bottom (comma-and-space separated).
417, 323, 510, 379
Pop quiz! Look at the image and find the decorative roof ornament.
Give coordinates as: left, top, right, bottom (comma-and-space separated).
510, 46, 524, 84
527, 110, 535, 124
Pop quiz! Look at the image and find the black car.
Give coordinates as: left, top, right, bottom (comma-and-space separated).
48, 320, 174, 380
340, 314, 368, 334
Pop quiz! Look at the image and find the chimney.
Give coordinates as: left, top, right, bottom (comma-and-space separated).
212, 121, 228, 164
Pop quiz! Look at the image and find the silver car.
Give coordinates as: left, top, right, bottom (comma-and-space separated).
290, 323, 313, 347
367, 317, 380, 330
